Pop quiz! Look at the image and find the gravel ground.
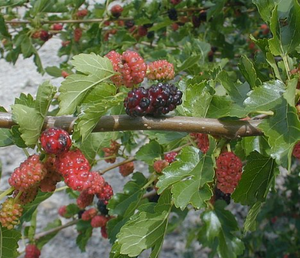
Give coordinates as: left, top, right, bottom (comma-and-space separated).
0, 38, 208, 258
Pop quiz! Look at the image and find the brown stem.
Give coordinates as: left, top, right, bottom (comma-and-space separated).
34, 219, 79, 241
100, 157, 135, 175
0, 112, 263, 139
5, 17, 133, 25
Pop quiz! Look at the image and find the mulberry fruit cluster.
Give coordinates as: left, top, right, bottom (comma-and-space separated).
74, 27, 83, 42
40, 127, 72, 154
58, 205, 72, 218
124, 83, 183, 117
168, 8, 178, 21
119, 161, 134, 177
78, 204, 112, 239
215, 152, 243, 194
0, 198, 23, 229
39, 156, 62, 192
293, 142, 300, 159
110, 4, 123, 18
8, 154, 47, 191
13, 187, 39, 205
55, 149, 92, 191
105, 50, 146, 87
164, 152, 178, 163
154, 151, 177, 173
190, 133, 209, 154
77, 190, 94, 209
153, 160, 169, 173
97, 182, 114, 205
25, 244, 41, 258
102, 140, 120, 163
146, 60, 175, 81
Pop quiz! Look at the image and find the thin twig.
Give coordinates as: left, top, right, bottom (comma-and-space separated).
165, 142, 192, 154
34, 219, 79, 241
5, 17, 133, 25
100, 157, 135, 175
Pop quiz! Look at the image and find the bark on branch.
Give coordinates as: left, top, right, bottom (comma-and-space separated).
0, 112, 263, 139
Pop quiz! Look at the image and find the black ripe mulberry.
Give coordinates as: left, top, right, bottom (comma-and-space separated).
124, 83, 182, 117
168, 8, 178, 21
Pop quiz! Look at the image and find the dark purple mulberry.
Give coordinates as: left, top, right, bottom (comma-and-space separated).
124, 83, 182, 117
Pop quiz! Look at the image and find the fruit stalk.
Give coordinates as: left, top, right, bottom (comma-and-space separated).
34, 219, 79, 241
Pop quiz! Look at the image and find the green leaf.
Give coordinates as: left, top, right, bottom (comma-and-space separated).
217, 71, 250, 106
58, 75, 115, 115
14, 93, 35, 107
33, 52, 44, 74
181, 82, 213, 117
117, 191, 172, 257
172, 182, 212, 210
58, 54, 115, 115
11, 82, 53, 146
259, 99, 300, 169
232, 151, 276, 206
192, 39, 211, 62
0, 225, 21, 258
157, 146, 215, 209
0, 0, 26, 7
207, 0, 226, 20
269, 0, 300, 56
108, 173, 148, 242
252, 0, 279, 22
244, 201, 263, 232
135, 140, 163, 165
21, 192, 52, 223
110, 242, 131, 258
177, 55, 201, 72
79, 132, 117, 164
0, 129, 14, 147
108, 173, 147, 217
244, 80, 285, 113
35, 81, 56, 116
76, 220, 93, 252
198, 201, 244, 258
266, 52, 283, 80
171, 154, 214, 210
156, 146, 200, 193
149, 20, 173, 32
45, 66, 64, 77
20, 35, 34, 58
11, 105, 44, 147
81, 83, 116, 104
0, 14, 10, 37
74, 93, 122, 141
283, 78, 298, 106
239, 55, 262, 88
65, 203, 81, 217
70, 54, 114, 78
36, 219, 62, 249
239, 136, 270, 157
27, 209, 37, 242
31, 0, 50, 14
207, 96, 234, 118
10, 126, 27, 148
